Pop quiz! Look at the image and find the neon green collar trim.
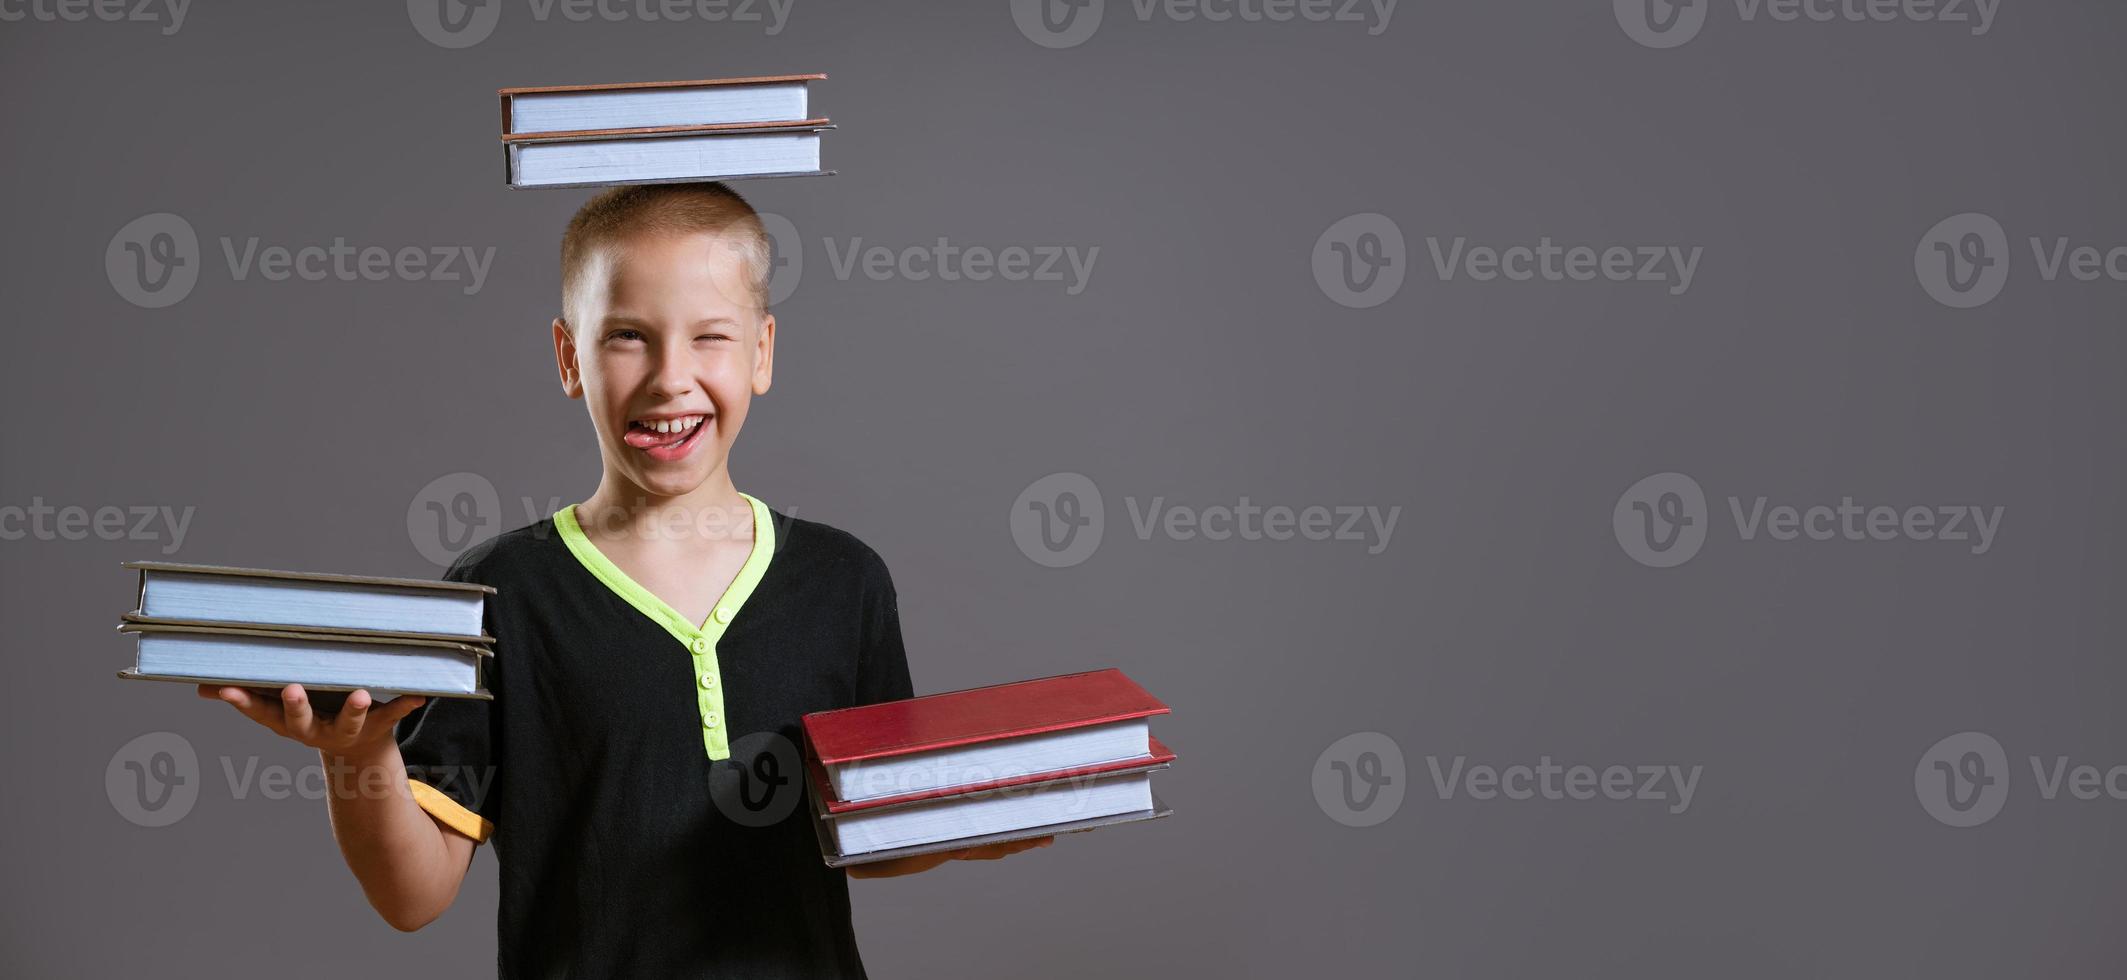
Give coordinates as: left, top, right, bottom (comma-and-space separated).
551, 493, 776, 643
551, 493, 775, 762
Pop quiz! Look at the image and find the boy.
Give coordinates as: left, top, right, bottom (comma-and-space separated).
200, 182, 1048, 978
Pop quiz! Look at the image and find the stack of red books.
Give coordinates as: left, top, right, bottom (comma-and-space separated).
799, 668, 1175, 866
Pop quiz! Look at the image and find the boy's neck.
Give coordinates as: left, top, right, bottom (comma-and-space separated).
574, 468, 754, 547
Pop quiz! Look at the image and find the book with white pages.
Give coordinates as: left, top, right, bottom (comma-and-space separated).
805, 744, 1175, 865
122, 561, 493, 641
116, 622, 491, 699
502, 121, 833, 190
500, 74, 824, 136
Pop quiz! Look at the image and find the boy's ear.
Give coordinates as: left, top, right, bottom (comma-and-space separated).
553, 317, 584, 399
752, 313, 775, 396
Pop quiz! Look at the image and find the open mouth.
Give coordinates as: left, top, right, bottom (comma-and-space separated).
622, 413, 710, 461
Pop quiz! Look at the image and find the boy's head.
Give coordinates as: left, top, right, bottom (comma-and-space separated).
553, 182, 776, 502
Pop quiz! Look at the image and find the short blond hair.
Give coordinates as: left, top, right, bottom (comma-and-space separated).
559, 182, 773, 324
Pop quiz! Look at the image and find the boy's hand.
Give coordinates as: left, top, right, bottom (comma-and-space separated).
197, 683, 427, 760
845, 835, 1056, 878
945, 836, 1055, 861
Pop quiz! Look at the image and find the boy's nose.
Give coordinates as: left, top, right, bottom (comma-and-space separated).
647, 349, 695, 397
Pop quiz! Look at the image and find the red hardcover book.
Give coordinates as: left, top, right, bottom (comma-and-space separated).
801, 668, 1171, 766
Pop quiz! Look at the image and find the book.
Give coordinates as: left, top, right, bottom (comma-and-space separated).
122, 561, 493, 640
116, 622, 491, 699
502, 122, 833, 190
815, 769, 1164, 859
803, 668, 1171, 804
500, 74, 825, 137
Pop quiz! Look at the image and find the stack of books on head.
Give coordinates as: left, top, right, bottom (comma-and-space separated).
500, 73, 835, 189
114, 562, 496, 704
799, 668, 1176, 866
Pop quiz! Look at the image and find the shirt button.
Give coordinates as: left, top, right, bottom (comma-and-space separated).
702, 712, 720, 729
698, 671, 716, 689
712, 606, 734, 625
690, 638, 709, 654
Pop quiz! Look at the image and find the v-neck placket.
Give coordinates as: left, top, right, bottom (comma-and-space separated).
552, 493, 776, 762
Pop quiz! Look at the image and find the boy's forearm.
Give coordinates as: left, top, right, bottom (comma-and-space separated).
320, 744, 473, 931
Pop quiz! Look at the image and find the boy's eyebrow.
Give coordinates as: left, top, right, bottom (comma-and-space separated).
597, 315, 742, 330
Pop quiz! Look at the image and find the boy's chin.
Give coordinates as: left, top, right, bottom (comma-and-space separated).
612, 455, 722, 501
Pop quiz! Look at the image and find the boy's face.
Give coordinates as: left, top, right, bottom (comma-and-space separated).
553, 228, 774, 501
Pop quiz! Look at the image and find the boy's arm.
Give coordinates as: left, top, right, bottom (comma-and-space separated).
202, 684, 475, 931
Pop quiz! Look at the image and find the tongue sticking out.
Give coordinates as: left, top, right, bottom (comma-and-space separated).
623, 418, 704, 452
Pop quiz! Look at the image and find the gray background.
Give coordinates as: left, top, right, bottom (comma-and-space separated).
4, 0, 2123, 976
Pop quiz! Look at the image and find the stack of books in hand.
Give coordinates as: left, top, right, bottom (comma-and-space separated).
500, 73, 835, 189
115, 562, 495, 704
800, 668, 1175, 866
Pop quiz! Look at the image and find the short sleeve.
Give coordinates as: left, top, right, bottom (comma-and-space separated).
397, 695, 497, 844
853, 557, 914, 708
394, 551, 501, 843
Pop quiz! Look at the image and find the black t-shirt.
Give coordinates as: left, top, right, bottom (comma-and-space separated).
396, 495, 913, 979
